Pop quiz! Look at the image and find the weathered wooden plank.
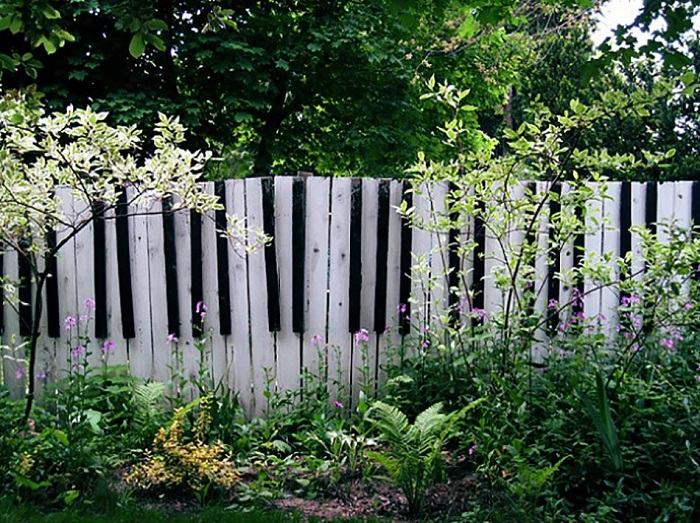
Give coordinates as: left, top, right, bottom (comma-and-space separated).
127, 187, 154, 380
245, 178, 277, 415
327, 177, 352, 402
303, 177, 331, 381
355, 178, 378, 399
200, 182, 228, 392
1, 248, 23, 396
274, 176, 301, 395
583, 185, 605, 325
227, 180, 253, 415
376, 180, 404, 386
601, 182, 621, 335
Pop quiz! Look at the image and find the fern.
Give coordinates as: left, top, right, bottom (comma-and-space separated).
133, 382, 166, 441
365, 399, 484, 516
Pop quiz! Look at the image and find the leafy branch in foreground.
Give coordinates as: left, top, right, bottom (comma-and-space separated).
0, 89, 268, 421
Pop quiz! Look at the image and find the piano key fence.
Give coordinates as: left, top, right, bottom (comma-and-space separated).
2, 177, 699, 416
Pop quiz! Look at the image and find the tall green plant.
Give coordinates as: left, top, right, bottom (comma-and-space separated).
365, 399, 484, 516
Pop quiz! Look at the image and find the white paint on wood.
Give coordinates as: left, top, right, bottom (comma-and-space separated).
583, 185, 605, 323
172, 204, 197, 400
54, 187, 79, 378
1, 249, 23, 397
199, 183, 229, 392
304, 177, 331, 383
376, 180, 404, 387
274, 177, 301, 394
355, 178, 378, 400
127, 186, 154, 380
245, 178, 277, 415
657, 182, 675, 244
630, 183, 647, 282
601, 182, 621, 335
103, 206, 128, 367
227, 180, 253, 415
327, 178, 352, 402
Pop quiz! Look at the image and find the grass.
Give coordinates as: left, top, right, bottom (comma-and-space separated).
0, 498, 384, 523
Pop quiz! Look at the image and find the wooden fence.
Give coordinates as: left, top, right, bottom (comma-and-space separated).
1, 177, 699, 414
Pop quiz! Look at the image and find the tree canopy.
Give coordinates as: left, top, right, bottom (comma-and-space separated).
0, 0, 698, 179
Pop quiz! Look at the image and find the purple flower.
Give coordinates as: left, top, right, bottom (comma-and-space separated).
685, 301, 693, 311
101, 340, 115, 354
355, 328, 370, 343
196, 301, 207, 320
468, 444, 478, 456
397, 303, 407, 314
64, 316, 77, 331
661, 338, 675, 350
72, 345, 85, 361
621, 295, 640, 307
470, 308, 486, 320
79, 314, 90, 323
333, 401, 344, 408
166, 333, 179, 343
15, 367, 26, 380
84, 298, 96, 310
36, 370, 47, 380
311, 334, 323, 346
548, 299, 558, 309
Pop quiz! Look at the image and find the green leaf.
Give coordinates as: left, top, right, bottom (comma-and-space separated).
0, 53, 17, 70
11, 472, 51, 491
9, 16, 22, 34
145, 34, 166, 52
129, 33, 146, 58
145, 18, 168, 31
41, 6, 61, 19
84, 409, 103, 435
0, 16, 12, 31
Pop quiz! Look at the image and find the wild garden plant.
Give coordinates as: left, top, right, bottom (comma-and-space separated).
365, 399, 484, 516
0, 88, 267, 422
386, 77, 700, 520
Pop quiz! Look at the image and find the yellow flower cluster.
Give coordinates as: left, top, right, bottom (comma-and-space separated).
126, 396, 237, 495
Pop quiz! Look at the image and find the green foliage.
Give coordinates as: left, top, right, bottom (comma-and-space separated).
126, 395, 239, 504
365, 400, 482, 516
576, 372, 622, 472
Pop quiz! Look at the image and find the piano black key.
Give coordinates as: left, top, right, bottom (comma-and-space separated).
348, 179, 362, 334
292, 178, 306, 334
619, 182, 633, 298
261, 178, 281, 332
215, 181, 232, 335
93, 201, 108, 339
18, 244, 32, 336
472, 197, 486, 313
645, 181, 658, 236
190, 209, 204, 336
116, 190, 135, 339
398, 181, 412, 335
643, 182, 658, 331
620, 182, 632, 260
573, 203, 585, 315
447, 182, 461, 326
374, 180, 390, 334
693, 181, 700, 281
162, 197, 180, 337
547, 183, 561, 333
